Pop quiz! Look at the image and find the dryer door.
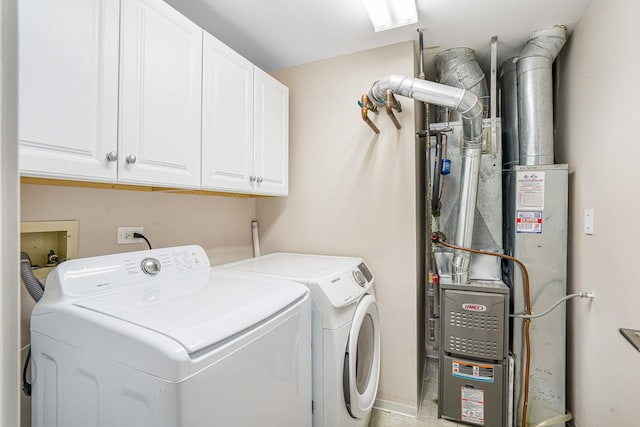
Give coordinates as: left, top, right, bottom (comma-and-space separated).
343, 294, 380, 419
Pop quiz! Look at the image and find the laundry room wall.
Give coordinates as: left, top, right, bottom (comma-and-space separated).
20, 184, 257, 264
256, 41, 426, 415
556, 0, 638, 424
19, 183, 257, 425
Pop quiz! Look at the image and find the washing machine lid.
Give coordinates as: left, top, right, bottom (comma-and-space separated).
220, 252, 361, 281
220, 253, 375, 311
74, 269, 307, 354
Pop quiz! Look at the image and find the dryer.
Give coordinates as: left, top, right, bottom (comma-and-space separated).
219, 253, 380, 427
30, 246, 312, 427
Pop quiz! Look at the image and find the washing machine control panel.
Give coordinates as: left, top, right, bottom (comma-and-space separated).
48, 245, 211, 298
318, 262, 375, 308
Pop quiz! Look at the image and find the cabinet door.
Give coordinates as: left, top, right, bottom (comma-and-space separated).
19, 0, 120, 182
253, 68, 289, 196
119, 0, 202, 188
201, 33, 254, 193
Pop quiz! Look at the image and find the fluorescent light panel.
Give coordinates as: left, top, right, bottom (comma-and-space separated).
362, 0, 417, 32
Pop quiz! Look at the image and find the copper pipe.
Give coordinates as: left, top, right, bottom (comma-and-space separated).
385, 90, 402, 129
361, 94, 380, 134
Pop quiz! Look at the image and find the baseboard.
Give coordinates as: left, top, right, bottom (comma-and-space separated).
373, 399, 419, 418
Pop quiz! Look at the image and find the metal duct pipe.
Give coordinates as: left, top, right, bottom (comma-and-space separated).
369, 75, 483, 284
517, 25, 566, 165
434, 48, 489, 123
500, 57, 519, 169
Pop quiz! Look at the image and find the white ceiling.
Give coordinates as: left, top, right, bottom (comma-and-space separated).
165, 0, 594, 77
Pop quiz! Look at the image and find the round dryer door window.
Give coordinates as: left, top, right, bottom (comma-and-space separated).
343, 294, 380, 419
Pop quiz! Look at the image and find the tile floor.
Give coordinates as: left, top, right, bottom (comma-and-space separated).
369, 358, 463, 427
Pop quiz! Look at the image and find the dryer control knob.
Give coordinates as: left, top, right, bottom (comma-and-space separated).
353, 270, 366, 286
141, 257, 161, 275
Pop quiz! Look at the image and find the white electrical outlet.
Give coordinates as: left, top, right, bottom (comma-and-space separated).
117, 226, 144, 244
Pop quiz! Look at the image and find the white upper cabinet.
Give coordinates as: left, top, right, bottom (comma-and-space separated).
253, 68, 289, 196
201, 32, 254, 193
202, 37, 289, 196
19, 0, 120, 182
19, 0, 288, 195
119, 0, 202, 188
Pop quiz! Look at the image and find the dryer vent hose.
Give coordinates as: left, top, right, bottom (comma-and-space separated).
21, 252, 44, 302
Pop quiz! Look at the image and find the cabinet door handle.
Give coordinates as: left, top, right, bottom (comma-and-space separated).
106, 151, 118, 162
249, 175, 256, 182
126, 154, 137, 164
257, 176, 263, 183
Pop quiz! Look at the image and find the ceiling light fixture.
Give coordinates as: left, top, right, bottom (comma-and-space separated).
362, 0, 418, 32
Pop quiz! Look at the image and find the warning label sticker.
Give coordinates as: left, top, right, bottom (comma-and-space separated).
461, 387, 485, 425
516, 210, 543, 234
452, 360, 495, 383
516, 171, 545, 210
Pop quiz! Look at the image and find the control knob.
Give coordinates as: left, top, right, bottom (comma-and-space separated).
141, 257, 161, 275
353, 270, 366, 287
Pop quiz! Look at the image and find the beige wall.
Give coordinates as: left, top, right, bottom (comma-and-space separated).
557, 0, 639, 424
21, 184, 257, 264
257, 41, 425, 413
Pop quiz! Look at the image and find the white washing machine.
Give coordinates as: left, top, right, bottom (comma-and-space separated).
219, 253, 380, 427
30, 245, 312, 427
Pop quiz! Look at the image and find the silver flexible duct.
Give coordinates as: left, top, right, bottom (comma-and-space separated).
517, 25, 566, 165
434, 48, 488, 123
21, 252, 44, 302
369, 75, 483, 284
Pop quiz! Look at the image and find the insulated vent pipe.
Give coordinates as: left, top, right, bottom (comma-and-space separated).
500, 57, 519, 169
369, 76, 483, 284
434, 48, 489, 123
517, 25, 566, 165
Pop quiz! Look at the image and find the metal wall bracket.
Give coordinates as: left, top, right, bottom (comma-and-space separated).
620, 328, 640, 352
490, 35, 498, 158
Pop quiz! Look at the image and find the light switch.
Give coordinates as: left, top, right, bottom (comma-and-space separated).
584, 208, 594, 235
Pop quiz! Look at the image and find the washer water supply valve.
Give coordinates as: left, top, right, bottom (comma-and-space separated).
46, 250, 60, 266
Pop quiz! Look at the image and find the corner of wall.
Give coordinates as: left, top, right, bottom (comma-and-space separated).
413, 46, 428, 405
1, 0, 21, 424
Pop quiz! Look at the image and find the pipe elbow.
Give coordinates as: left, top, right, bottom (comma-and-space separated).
458, 92, 483, 121
519, 25, 567, 62
368, 80, 386, 106
369, 75, 411, 106
458, 91, 483, 146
